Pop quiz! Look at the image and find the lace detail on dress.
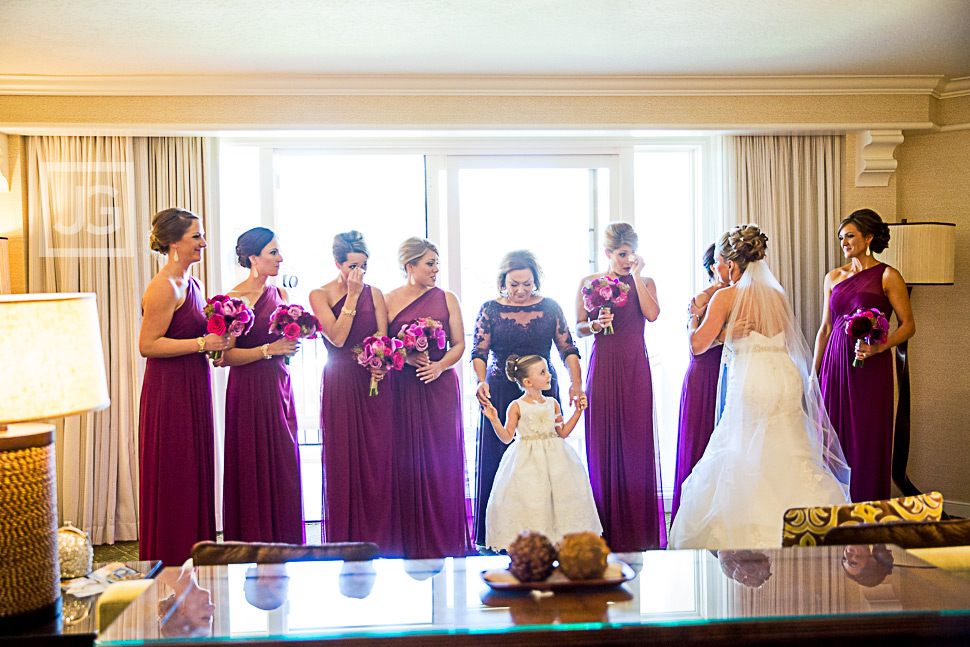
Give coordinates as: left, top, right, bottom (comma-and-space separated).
471, 299, 579, 365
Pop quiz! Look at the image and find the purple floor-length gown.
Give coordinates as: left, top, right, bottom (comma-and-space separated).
223, 285, 304, 544
321, 285, 397, 554
389, 287, 473, 558
671, 344, 722, 519
470, 298, 579, 547
819, 263, 894, 502
139, 277, 216, 565
584, 274, 665, 551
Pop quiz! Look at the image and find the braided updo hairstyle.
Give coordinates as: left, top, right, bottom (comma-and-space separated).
718, 224, 768, 273
235, 227, 275, 267
333, 230, 370, 263
149, 208, 199, 255
839, 208, 891, 254
505, 354, 546, 388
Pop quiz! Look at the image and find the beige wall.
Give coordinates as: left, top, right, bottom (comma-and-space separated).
0, 133, 25, 293
895, 129, 970, 508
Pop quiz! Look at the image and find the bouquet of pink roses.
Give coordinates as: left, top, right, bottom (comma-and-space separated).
203, 295, 255, 360
353, 335, 406, 396
843, 307, 890, 368
581, 276, 631, 334
268, 304, 321, 364
396, 317, 447, 354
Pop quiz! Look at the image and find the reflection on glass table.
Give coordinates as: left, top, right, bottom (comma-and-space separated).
99, 546, 970, 645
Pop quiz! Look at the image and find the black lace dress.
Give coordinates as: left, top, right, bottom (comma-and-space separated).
471, 298, 579, 547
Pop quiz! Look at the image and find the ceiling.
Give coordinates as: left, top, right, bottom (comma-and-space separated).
1, 0, 969, 80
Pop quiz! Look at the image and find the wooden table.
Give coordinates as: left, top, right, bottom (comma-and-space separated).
98, 546, 970, 646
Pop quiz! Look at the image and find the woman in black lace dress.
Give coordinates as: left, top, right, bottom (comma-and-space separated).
471, 250, 582, 550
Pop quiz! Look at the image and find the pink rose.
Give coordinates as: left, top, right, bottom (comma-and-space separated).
597, 285, 614, 301
583, 295, 597, 312
207, 317, 226, 335
368, 355, 384, 370
228, 319, 246, 337
402, 332, 417, 349
614, 291, 629, 307
392, 352, 405, 370
370, 339, 386, 355
414, 336, 429, 352
283, 322, 302, 340
357, 348, 373, 365
288, 306, 303, 319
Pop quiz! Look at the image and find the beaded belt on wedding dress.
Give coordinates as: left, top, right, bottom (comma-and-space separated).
729, 343, 787, 355
517, 431, 559, 440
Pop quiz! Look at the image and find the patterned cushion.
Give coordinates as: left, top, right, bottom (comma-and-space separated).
781, 492, 945, 547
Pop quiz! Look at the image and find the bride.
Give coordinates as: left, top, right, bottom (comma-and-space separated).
669, 224, 850, 550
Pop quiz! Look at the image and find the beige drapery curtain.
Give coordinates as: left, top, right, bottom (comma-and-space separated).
27, 136, 142, 544
725, 135, 842, 342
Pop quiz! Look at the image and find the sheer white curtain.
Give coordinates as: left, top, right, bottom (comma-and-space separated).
27, 136, 141, 544
725, 135, 842, 342
132, 136, 226, 529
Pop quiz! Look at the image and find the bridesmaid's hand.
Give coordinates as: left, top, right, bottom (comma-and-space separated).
269, 338, 300, 357
204, 334, 232, 352
406, 350, 431, 368
346, 267, 365, 299
855, 340, 885, 361
630, 253, 645, 276
568, 383, 583, 407
370, 366, 387, 382
575, 393, 589, 412
476, 381, 491, 407
416, 361, 443, 384
596, 307, 614, 330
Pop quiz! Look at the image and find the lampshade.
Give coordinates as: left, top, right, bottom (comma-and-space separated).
0, 237, 10, 294
0, 293, 110, 424
878, 221, 956, 285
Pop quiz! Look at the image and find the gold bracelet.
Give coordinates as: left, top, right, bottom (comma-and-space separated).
341, 306, 357, 316
261, 343, 272, 360
590, 321, 603, 334
196, 336, 206, 353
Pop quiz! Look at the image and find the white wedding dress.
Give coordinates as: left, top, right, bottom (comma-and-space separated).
669, 262, 850, 550
485, 397, 603, 551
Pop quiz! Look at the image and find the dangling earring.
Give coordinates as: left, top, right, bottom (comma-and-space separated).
409, 274, 416, 286
173, 249, 179, 262
337, 273, 343, 284
253, 266, 259, 278
865, 244, 871, 257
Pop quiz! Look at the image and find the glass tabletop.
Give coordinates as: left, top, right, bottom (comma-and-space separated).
97, 545, 970, 644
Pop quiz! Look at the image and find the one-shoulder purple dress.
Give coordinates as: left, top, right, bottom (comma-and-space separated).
584, 275, 666, 551
320, 285, 397, 554
671, 343, 722, 519
139, 277, 216, 565
819, 263, 894, 502
389, 287, 473, 558
223, 285, 305, 544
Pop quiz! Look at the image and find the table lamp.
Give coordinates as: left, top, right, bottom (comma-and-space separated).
0, 293, 109, 628
877, 220, 956, 496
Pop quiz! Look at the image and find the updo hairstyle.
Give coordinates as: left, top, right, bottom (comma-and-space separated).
839, 208, 891, 254
333, 230, 370, 263
702, 243, 716, 281
718, 224, 768, 272
604, 222, 639, 252
149, 208, 199, 254
398, 237, 439, 275
496, 250, 543, 293
505, 354, 546, 388
235, 227, 275, 268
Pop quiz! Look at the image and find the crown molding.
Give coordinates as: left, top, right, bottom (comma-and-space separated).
0, 73, 949, 97
939, 76, 970, 99
856, 129, 904, 187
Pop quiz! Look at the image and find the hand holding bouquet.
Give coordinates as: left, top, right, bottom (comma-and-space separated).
268, 304, 321, 364
204, 295, 255, 360
354, 335, 406, 396
581, 276, 631, 334
843, 307, 890, 368
396, 317, 447, 354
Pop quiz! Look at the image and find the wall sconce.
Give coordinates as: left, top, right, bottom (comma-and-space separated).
0, 293, 109, 629
877, 220, 956, 496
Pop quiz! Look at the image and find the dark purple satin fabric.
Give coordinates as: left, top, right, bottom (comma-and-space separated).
223, 285, 305, 544
139, 277, 216, 565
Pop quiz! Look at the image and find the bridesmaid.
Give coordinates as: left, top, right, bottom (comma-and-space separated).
221, 227, 304, 544
309, 231, 396, 553
471, 250, 582, 550
385, 237, 473, 558
138, 208, 229, 565
814, 209, 915, 502
575, 222, 664, 551
671, 244, 729, 520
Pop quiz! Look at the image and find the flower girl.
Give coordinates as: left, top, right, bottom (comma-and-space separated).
481, 354, 603, 551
